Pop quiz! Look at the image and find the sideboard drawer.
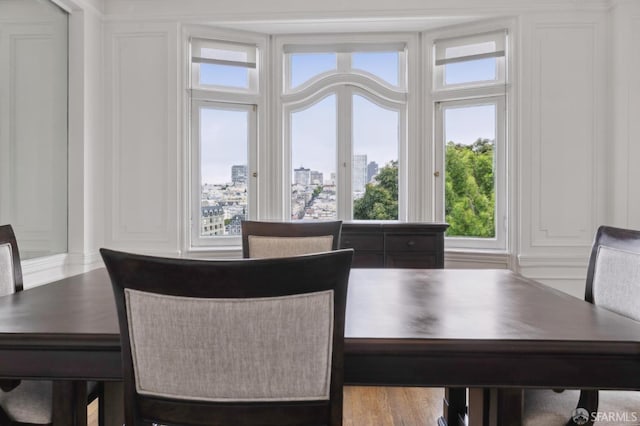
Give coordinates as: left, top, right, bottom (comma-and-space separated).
340, 233, 384, 251
385, 235, 437, 252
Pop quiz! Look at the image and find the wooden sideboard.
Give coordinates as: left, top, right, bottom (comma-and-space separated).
339, 221, 449, 269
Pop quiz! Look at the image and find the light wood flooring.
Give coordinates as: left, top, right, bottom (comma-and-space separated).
87, 386, 444, 426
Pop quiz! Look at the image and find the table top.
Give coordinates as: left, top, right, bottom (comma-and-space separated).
345, 268, 640, 354
1, 267, 640, 388
1, 267, 640, 352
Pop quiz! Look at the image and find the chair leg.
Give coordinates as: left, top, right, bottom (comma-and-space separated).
565, 390, 598, 426
0, 406, 14, 426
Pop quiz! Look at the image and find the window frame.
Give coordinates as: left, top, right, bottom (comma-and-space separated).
427, 22, 512, 252
275, 33, 414, 222
185, 27, 267, 250
189, 99, 257, 247
434, 96, 507, 250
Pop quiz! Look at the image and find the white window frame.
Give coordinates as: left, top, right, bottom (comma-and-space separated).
275, 33, 415, 222
189, 100, 257, 247
427, 22, 512, 252
433, 30, 506, 91
184, 27, 266, 250
434, 96, 507, 250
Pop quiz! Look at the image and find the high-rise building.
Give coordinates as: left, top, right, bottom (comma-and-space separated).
294, 166, 311, 186
367, 161, 379, 183
231, 165, 247, 184
352, 154, 367, 193
310, 170, 323, 185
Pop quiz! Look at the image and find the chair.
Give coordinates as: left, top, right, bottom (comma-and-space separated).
241, 220, 342, 258
0, 224, 102, 426
100, 247, 353, 426
524, 225, 640, 426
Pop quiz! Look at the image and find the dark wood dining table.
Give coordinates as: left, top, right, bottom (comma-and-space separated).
1, 268, 640, 426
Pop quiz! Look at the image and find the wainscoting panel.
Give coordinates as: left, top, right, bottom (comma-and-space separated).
518, 13, 607, 288
104, 22, 179, 253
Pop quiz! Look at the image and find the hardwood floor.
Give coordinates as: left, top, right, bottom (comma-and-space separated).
87, 386, 444, 426
344, 386, 444, 426
87, 397, 99, 426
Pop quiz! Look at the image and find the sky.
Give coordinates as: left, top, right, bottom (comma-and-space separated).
198, 50, 496, 184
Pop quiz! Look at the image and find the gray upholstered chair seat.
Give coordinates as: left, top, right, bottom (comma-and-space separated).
0, 381, 52, 424
524, 389, 640, 425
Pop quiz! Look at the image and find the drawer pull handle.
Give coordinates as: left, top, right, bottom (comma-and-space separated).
407, 240, 415, 247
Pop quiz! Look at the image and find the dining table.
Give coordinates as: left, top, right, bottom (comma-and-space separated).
1, 267, 640, 426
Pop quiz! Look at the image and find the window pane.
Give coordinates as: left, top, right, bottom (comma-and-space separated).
193, 40, 256, 90
352, 95, 398, 220
444, 41, 496, 61
352, 52, 399, 86
199, 107, 249, 236
445, 57, 496, 85
289, 53, 336, 89
200, 63, 250, 88
291, 95, 337, 220
444, 104, 496, 238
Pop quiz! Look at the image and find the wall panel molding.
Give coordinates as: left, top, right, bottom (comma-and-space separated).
104, 22, 179, 252
519, 12, 606, 267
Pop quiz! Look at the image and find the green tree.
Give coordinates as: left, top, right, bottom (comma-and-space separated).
354, 161, 398, 220
445, 138, 495, 238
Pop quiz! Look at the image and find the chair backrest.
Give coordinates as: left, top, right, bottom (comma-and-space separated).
241, 220, 342, 258
585, 225, 640, 322
0, 224, 23, 297
100, 248, 353, 426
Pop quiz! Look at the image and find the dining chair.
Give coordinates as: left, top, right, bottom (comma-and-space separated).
241, 220, 342, 258
100, 247, 353, 426
524, 225, 640, 426
0, 224, 102, 426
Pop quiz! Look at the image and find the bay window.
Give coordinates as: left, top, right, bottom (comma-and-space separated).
185, 25, 511, 254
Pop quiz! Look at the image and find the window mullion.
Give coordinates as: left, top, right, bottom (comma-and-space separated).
337, 85, 352, 220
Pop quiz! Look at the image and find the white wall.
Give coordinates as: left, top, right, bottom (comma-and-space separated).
28, 0, 640, 296
610, 0, 640, 230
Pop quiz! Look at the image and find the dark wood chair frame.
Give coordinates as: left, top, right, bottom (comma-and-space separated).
240, 220, 342, 258
0, 224, 103, 426
565, 225, 640, 426
100, 247, 353, 426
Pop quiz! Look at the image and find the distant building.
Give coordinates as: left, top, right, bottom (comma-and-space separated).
352, 154, 367, 193
294, 166, 311, 186
201, 204, 225, 236
231, 165, 247, 184
329, 173, 336, 185
367, 161, 379, 183
226, 214, 245, 235
310, 170, 323, 185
